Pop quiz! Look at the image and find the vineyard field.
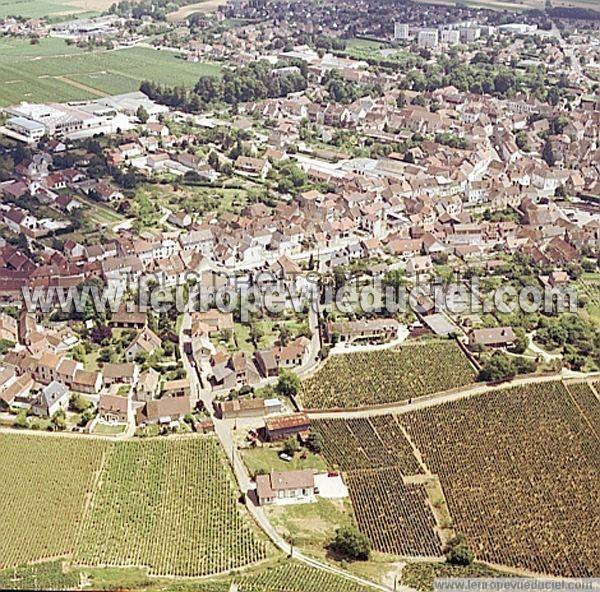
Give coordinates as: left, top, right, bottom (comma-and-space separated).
400, 381, 600, 577
75, 437, 268, 576
0, 433, 267, 578
0, 560, 377, 592
401, 561, 510, 592
301, 341, 476, 409
0, 434, 108, 569
314, 417, 440, 558
346, 468, 442, 558
314, 416, 423, 475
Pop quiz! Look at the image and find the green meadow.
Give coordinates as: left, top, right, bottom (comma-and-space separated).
0, 0, 105, 19
0, 38, 221, 106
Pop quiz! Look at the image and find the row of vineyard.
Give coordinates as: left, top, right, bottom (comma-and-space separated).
400, 381, 600, 577
313, 416, 423, 475
0, 433, 267, 578
301, 341, 476, 409
235, 560, 376, 592
75, 437, 268, 576
0, 434, 109, 569
346, 469, 443, 558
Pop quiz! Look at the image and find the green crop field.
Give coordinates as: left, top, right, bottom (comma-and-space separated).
0, 433, 267, 578
0, 0, 81, 18
0, 38, 221, 106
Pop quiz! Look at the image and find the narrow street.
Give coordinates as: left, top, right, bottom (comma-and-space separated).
177, 310, 394, 592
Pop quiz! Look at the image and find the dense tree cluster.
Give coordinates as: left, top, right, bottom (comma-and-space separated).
435, 132, 469, 150
536, 314, 599, 370
478, 352, 517, 383
547, 6, 600, 20
140, 81, 203, 111
445, 533, 475, 566
196, 61, 308, 104
323, 70, 383, 103
394, 48, 566, 105
142, 61, 307, 111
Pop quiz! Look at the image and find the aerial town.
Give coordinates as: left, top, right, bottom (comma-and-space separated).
0, 0, 598, 590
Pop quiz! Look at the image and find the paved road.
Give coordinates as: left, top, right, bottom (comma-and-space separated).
550, 20, 585, 82
296, 303, 322, 377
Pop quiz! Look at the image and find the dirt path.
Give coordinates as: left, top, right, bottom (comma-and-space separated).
55, 75, 108, 97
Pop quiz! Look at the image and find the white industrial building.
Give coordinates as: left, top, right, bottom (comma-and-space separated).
1, 92, 167, 143
394, 22, 410, 40
418, 29, 439, 49
441, 30, 460, 45
6, 117, 46, 142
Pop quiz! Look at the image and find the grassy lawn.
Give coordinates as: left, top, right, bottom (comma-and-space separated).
233, 318, 309, 354
0, 39, 221, 106
77, 567, 154, 590
84, 348, 101, 371
234, 322, 254, 353
175, 314, 184, 334
264, 497, 354, 554
79, 199, 124, 226
234, 320, 281, 352
116, 385, 130, 397
242, 446, 327, 478
93, 423, 127, 436
345, 38, 388, 50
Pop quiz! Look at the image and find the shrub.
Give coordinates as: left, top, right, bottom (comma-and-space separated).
331, 526, 371, 561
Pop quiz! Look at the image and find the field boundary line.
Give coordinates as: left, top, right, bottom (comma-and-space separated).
395, 418, 430, 475
74, 444, 111, 556
55, 75, 108, 97
563, 381, 600, 442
